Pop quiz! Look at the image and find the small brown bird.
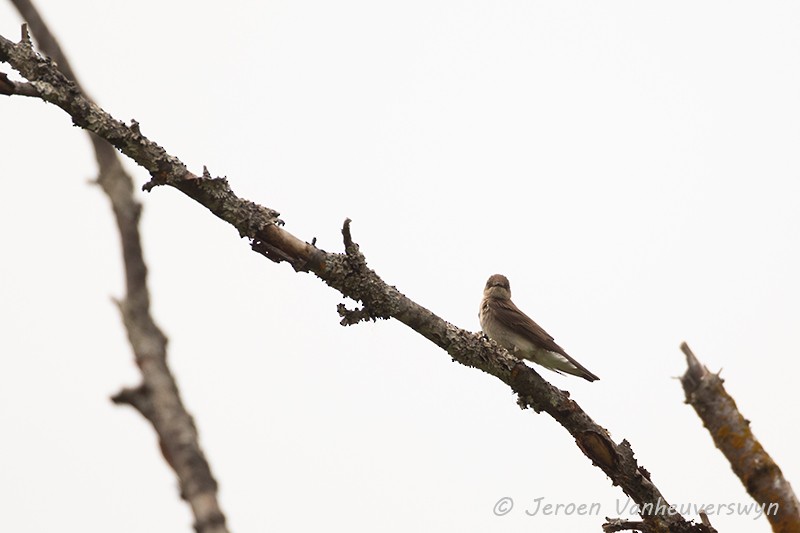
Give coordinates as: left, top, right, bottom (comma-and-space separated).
479, 274, 599, 381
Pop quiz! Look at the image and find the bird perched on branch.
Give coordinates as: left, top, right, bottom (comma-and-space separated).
479, 274, 599, 382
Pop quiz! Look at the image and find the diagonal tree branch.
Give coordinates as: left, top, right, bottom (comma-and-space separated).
680, 342, 800, 533
5, 2, 229, 531
1, 29, 713, 533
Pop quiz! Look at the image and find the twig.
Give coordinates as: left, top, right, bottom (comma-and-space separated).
602, 518, 647, 532
0, 72, 40, 96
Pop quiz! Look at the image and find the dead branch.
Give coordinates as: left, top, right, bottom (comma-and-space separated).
6, 2, 229, 531
680, 342, 800, 533
1, 28, 713, 532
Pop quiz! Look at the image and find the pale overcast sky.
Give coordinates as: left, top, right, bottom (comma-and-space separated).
1, 2, 799, 532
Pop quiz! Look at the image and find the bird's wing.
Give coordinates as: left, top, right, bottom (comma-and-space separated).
486, 297, 599, 382
487, 297, 569, 356
488, 297, 599, 381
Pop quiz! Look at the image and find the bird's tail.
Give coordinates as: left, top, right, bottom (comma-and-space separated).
536, 350, 599, 382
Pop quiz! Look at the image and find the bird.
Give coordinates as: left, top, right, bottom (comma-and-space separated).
479, 274, 599, 382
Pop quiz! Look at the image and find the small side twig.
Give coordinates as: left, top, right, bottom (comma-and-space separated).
335, 218, 389, 324
111, 384, 155, 419
602, 518, 647, 532
0, 72, 39, 96
20, 22, 31, 45
336, 303, 376, 326
342, 217, 356, 253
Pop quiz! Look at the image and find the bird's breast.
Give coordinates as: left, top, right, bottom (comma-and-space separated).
480, 299, 538, 358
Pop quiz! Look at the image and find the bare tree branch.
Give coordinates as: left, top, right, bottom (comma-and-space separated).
680, 342, 800, 533
5, 3, 229, 531
1, 29, 714, 532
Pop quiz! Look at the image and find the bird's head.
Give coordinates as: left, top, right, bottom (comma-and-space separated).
484, 274, 511, 300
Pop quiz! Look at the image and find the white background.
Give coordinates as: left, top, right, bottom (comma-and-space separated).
1, 2, 798, 532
